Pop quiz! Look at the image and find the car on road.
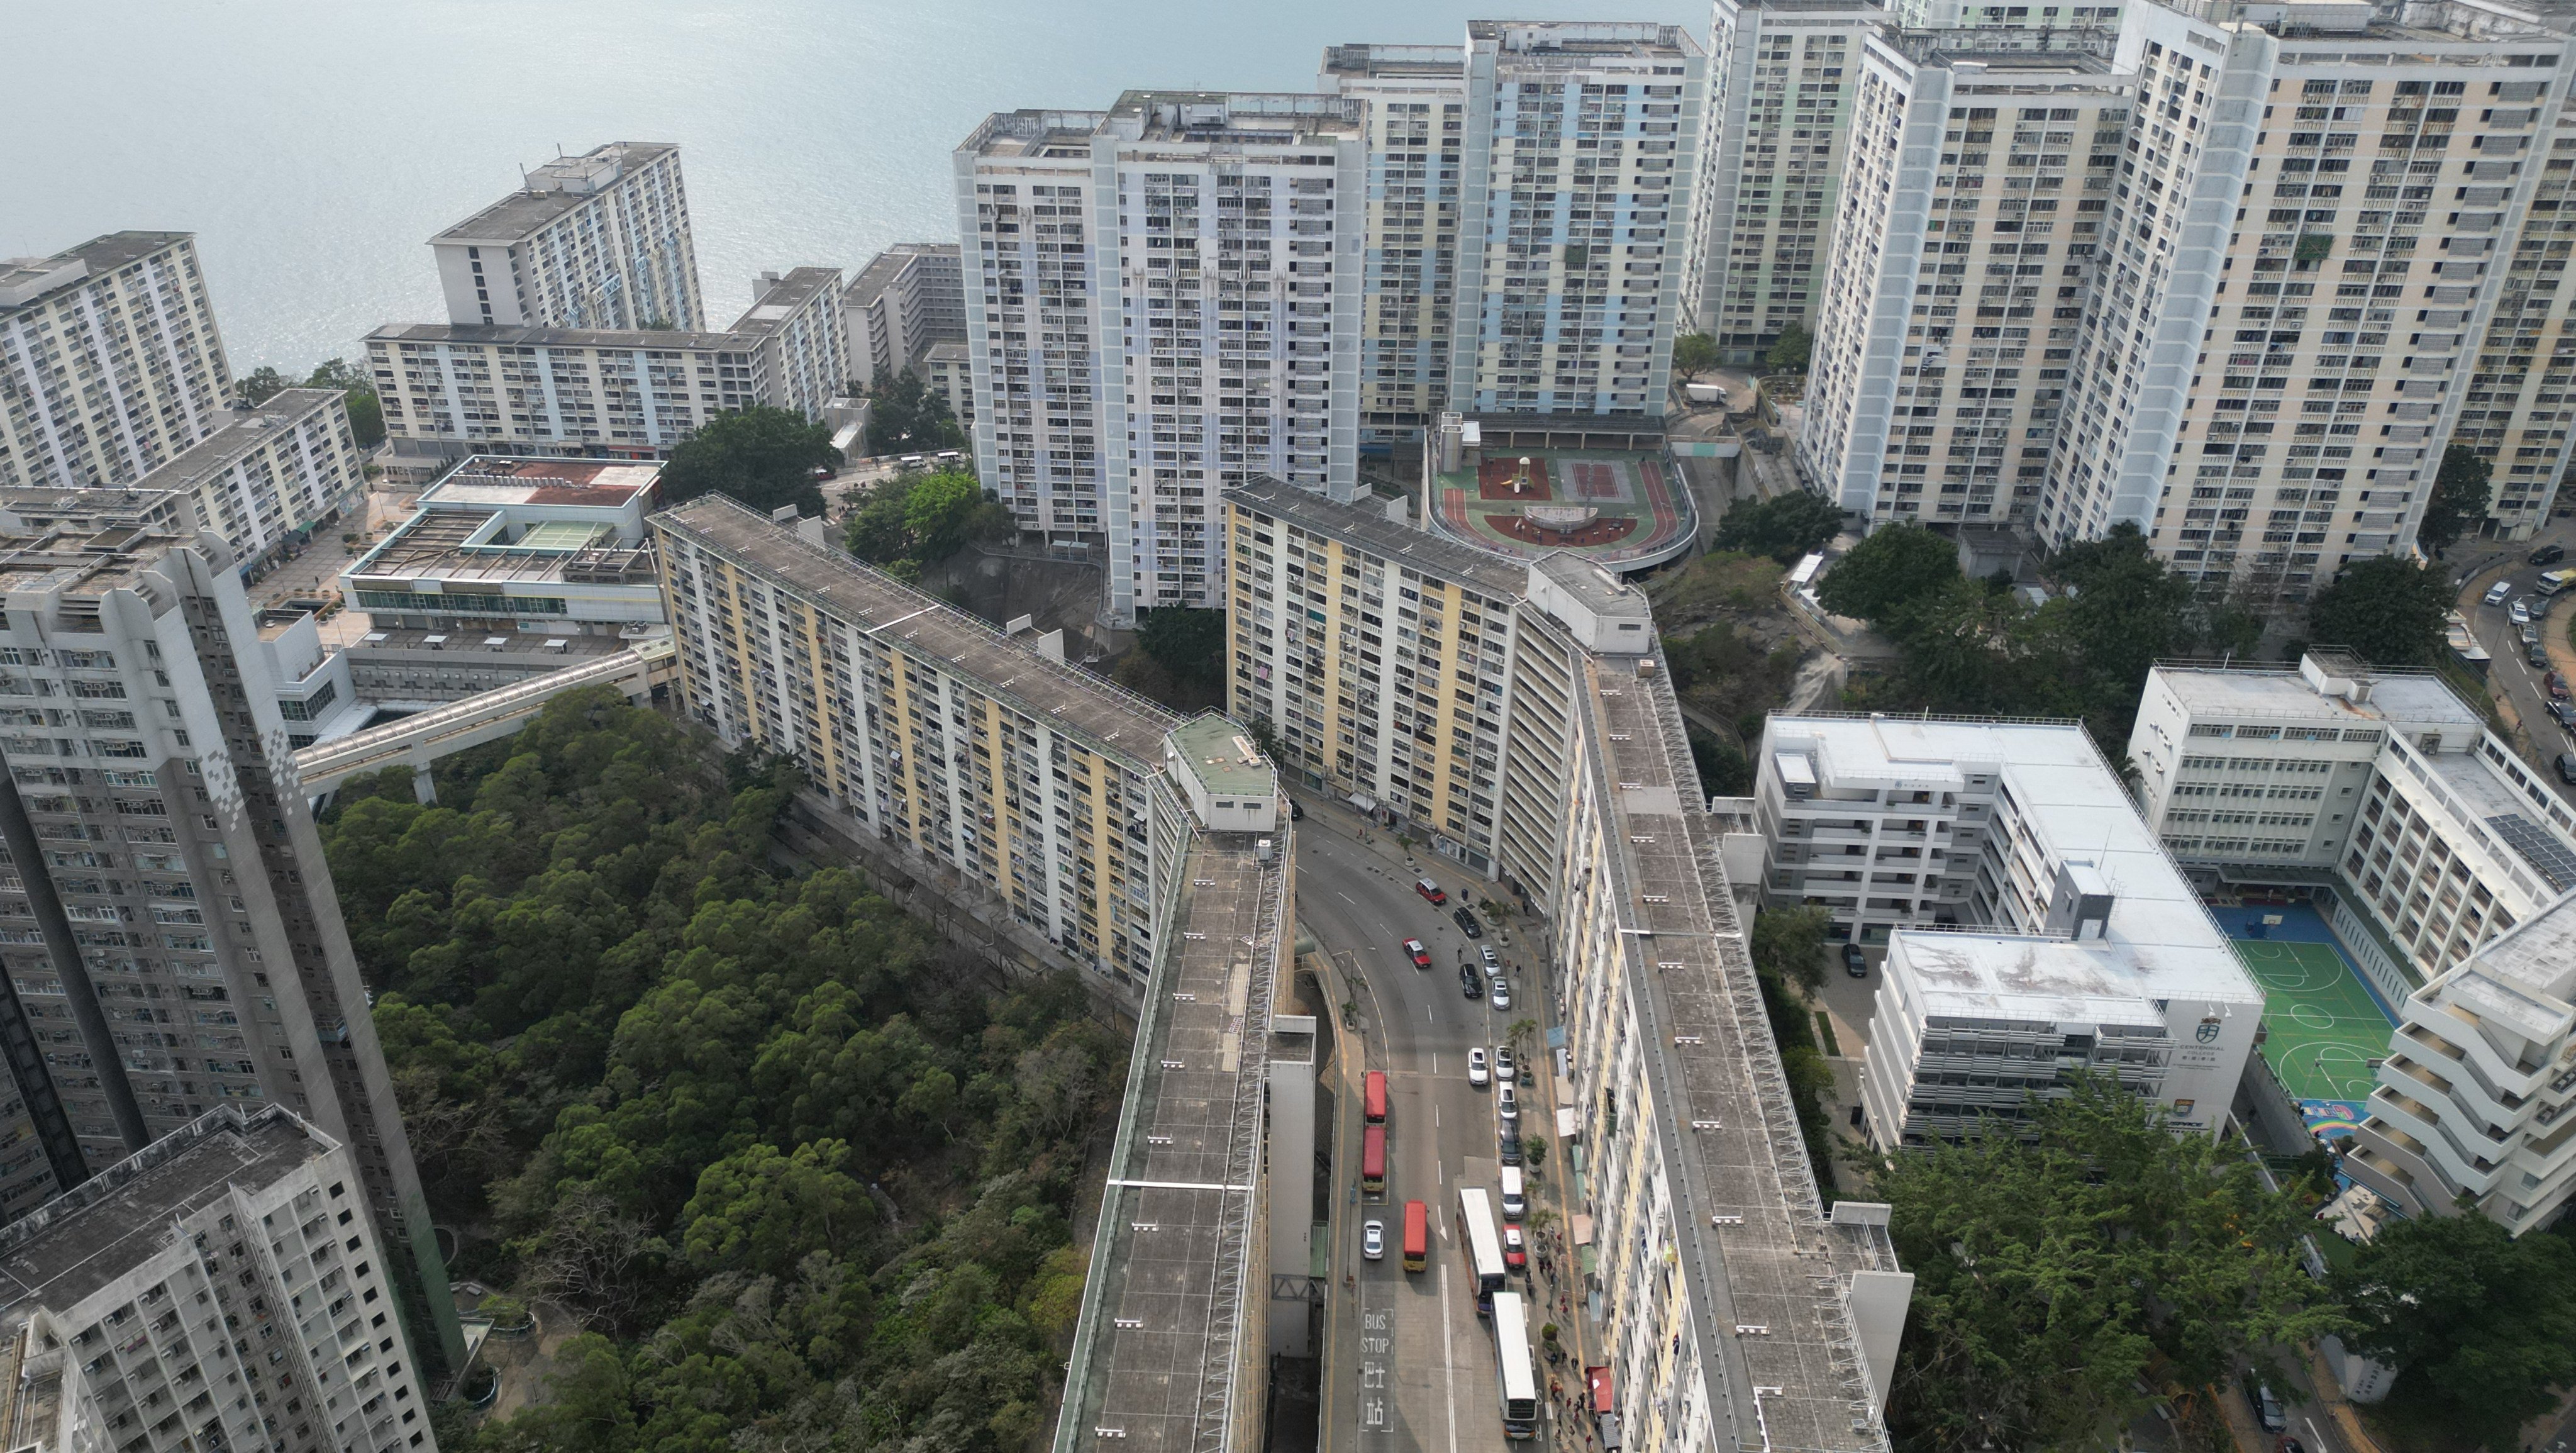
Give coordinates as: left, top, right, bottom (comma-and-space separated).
1843, 942, 1868, 977
1468, 1047, 1490, 1087
1404, 938, 1432, 970
2515, 597, 2538, 625
1363, 1220, 1384, 1261
1452, 906, 1484, 938
1414, 877, 1447, 905
2536, 642, 2554, 668
1494, 1047, 1516, 1083
1502, 1223, 1528, 1271
1480, 945, 1501, 971
1289, 799, 1304, 821
2489, 579, 2519, 606
2538, 543, 2568, 567
1499, 1124, 1522, 1166
1461, 968, 1484, 1000
2245, 1378, 2287, 1433
1497, 1084, 1519, 1122
2551, 671, 2572, 700
2560, 752, 2576, 786
2555, 701, 2576, 730
1489, 980, 1512, 1010
2525, 623, 2546, 647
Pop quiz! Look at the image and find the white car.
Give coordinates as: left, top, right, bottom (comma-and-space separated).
1363, 1220, 1385, 1261
1497, 1083, 1520, 1122
1494, 1046, 1516, 1082
2489, 580, 2518, 607
1467, 1047, 1491, 1088
1490, 981, 1512, 1010
2515, 598, 2538, 625
1480, 945, 1501, 969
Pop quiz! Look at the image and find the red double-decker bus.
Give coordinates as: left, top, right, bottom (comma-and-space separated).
1361, 1124, 1386, 1196
1402, 1200, 1429, 1272
1363, 1070, 1388, 1125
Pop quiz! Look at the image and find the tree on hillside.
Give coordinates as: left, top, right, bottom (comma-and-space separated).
304, 358, 387, 449
1672, 331, 1721, 384
659, 405, 839, 516
2307, 555, 2449, 665
863, 368, 966, 455
1712, 491, 1845, 565
234, 366, 289, 408
1816, 522, 1960, 623
2333, 1206, 2576, 1449
2417, 444, 2494, 557
1872, 1078, 2345, 1451
1136, 607, 1227, 688
901, 470, 987, 563
1765, 322, 1814, 373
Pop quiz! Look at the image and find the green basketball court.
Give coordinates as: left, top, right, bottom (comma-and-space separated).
2231, 937, 2392, 1103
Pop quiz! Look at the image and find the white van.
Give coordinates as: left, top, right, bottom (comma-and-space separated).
1499, 1166, 1526, 1221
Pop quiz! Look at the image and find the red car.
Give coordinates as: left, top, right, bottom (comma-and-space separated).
1404, 938, 1432, 970
1502, 1223, 1528, 1272
2549, 671, 2570, 701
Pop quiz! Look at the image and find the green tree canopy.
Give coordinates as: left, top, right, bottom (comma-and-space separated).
1750, 905, 1831, 998
234, 366, 289, 408
659, 406, 839, 517
1873, 1078, 2345, 1451
1816, 522, 1960, 623
2417, 443, 2494, 556
843, 469, 1009, 572
1711, 491, 1845, 565
1136, 607, 1227, 688
902, 471, 985, 563
863, 369, 966, 455
305, 358, 387, 449
679, 1140, 875, 1281
2333, 1207, 2576, 1448
1765, 322, 1814, 372
2307, 554, 2450, 665
1672, 331, 1721, 384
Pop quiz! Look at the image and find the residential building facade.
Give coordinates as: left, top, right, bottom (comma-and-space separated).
1690, 0, 1884, 362
2345, 894, 2576, 1233
957, 94, 1365, 623
2448, 81, 2576, 537
2038, 0, 2573, 600
1752, 713, 2264, 1144
367, 267, 844, 477
1449, 23, 1707, 416
841, 243, 967, 390
2129, 653, 2576, 997
430, 142, 702, 331
653, 494, 1260, 987
1801, 31, 2129, 523
131, 389, 365, 573
0, 525, 458, 1367
0, 235, 234, 493
0, 1106, 435, 1453
1319, 45, 1471, 448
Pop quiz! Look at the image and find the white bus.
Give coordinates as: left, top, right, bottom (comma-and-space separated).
1457, 1188, 1507, 1315
1491, 1290, 1541, 1439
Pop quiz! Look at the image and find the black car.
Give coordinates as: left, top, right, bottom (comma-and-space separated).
1842, 942, 1869, 977
1453, 906, 1484, 939
1289, 799, 1304, 821
2555, 701, 2576, 730
1498, 1126, 1523, 1167
1461, 969, 1484, 1000
2558, 752, 2576, 785
2536, 543, 2568, 567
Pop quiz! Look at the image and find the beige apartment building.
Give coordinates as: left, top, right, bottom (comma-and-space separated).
130, 387, 365, 571
0, 234, 234, 493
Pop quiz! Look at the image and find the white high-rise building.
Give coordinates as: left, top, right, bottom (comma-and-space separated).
1690, 0, 1885, 363
430, 142, 702, 332
0, 235, 235, 492
2448, 83, 2576, 538
1450, 23, 1707, 417
1800, 30, 2130, 525
841, 243, 967, 391
1320, 45, 1471, 448
2038, 0, 2572, 600
0, 1106, 436, 1453
958, 93, 1365, 623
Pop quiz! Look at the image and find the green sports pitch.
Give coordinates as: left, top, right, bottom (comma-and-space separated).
2233, 938, 2391, 1103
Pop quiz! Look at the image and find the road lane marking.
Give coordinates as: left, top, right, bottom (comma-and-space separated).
1441, 1262, 1458, 1453
1338, 892, 1357, 904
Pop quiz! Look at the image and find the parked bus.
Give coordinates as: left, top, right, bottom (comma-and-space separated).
1457, 1188, 1507, 1314
1402, 1199, 1429, 1272
1363, 1070, 1388, 1125
1361, 1124, 1386, 1196
1491, 1291, 1541, 1439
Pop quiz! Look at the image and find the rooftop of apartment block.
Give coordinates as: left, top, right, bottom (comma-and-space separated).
1428, 421, 1697, 572
2153, 653, 2482, 734
1167, 715, 1277, 798
346, 509, 657, 591
1105, 91, 1365, 143
1319, 42, 1468, 79
2220, 0, 2576, 43
431, 142, 681, 246
728, 267, 843, 335
421, 456, 663, 511
1467, 19, 1701, 56
1770, 713, 2257, 1003
0, 528, 201, 599
0, 486, 195, 536
1226, 476, 1528, 599
966, 109, 1116, 161
367, 320, 752, 352
1886, 28, 2123, 67
133, 389, 345, 492
655, 494, 1182, 757
0, 1108, 322, 1317
2430, 893, 2576, 1035
0, 232, 194, 313
845, 244, 961, 304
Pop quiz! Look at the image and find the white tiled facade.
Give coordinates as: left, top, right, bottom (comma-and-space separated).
1801, 32, 2129, 523
958, 94, 1365, 624
430, 142, 701, 332
2450, 84, 2576, 537
0, 235, 234, 493
1449, 23, 1706, 416
841, 243, 966, 390
1319, 47, 1470, 447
